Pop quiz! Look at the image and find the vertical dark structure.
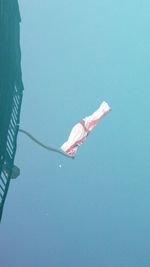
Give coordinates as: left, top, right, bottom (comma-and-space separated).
0, 0, 24, 221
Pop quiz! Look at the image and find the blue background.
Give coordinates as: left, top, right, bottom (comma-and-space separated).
1, 0, 150, 266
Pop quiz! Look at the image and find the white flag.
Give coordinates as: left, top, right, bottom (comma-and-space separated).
61, 101, 111, 156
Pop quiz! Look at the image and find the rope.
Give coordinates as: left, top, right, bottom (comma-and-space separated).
19, 128, 74, 159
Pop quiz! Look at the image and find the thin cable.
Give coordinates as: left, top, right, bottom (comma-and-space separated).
19, 128, 74, 159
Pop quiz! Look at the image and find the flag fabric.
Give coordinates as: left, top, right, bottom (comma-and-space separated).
60, 101, 111, 156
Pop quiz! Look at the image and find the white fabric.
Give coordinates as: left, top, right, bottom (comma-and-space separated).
61, 101, 111, 156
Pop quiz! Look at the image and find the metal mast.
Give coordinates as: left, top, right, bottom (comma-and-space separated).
0, 0, 23, 221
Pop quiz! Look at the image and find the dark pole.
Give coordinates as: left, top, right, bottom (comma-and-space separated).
0, 0, 24, 222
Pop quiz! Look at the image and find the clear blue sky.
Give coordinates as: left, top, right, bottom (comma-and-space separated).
1, 0, 150, 266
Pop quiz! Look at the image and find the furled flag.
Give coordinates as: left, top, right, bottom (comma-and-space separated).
18, 101, 111, 160
60, 101, 111, 157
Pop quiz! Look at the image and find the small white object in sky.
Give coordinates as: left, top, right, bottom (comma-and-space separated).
60, 101, 111, 157
59, 164, 62, 168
